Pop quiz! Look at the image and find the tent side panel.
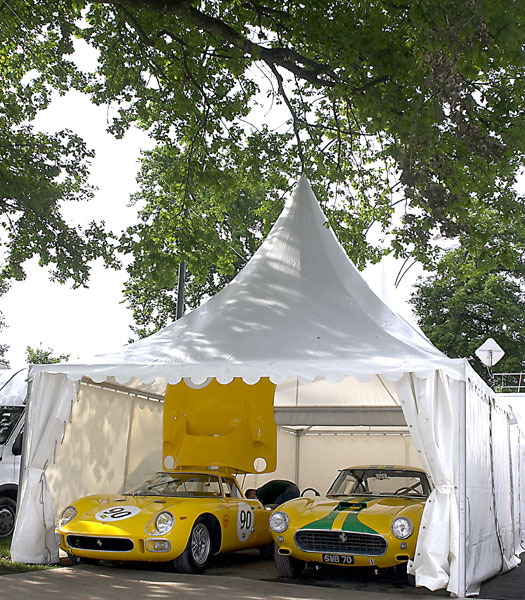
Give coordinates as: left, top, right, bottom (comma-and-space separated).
465, 376, 502, 592
465, 368, 520, 594
123, 396, 163, 491
46, 383, 134, 517
11, 371, 79, 564
396, 370, 461, 594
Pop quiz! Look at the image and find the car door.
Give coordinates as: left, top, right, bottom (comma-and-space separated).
219, 477, 270, 552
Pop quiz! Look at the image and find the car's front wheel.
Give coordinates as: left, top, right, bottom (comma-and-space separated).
274, 548, 305, 577
173, 517, 212, 574
0, 497, 16, 538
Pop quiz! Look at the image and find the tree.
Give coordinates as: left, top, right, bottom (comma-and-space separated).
2, 1, 524, 330
25, 345, 70, 365
410, 249, 525, 384
0, 1, 117, 286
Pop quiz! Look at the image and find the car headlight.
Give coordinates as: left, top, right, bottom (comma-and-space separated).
154, 511, 174, 535
57, 506, 77, 528
269, 511, 289, 533
391, 517, 414, 539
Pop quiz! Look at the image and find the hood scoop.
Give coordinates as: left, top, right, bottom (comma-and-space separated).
336, 500, 369, 511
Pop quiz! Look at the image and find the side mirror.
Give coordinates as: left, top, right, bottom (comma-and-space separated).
12, 430, 23, 456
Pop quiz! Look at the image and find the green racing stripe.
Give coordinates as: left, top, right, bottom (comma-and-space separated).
300, 498, 378, 535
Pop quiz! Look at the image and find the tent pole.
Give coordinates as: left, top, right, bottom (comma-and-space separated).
295, 431, 301, 487
458, 378, 467, 599
176, 260, 186, 320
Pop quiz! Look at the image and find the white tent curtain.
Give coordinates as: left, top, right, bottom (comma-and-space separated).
11, 370, 79, 563
464, 368, 522, 594
396, 369, 461, 593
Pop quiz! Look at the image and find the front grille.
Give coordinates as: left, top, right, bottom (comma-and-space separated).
295, 530, 387, 556
66, 535, 134, 552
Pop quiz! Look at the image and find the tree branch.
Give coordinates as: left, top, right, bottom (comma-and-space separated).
90, 0, 339, 88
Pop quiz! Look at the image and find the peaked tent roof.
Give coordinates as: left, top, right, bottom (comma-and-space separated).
39, 175, 464, 384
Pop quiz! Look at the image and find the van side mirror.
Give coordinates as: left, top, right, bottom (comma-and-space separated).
12, 430, 23, 456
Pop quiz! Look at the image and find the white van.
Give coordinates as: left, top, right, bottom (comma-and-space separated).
0, 369, 27, 538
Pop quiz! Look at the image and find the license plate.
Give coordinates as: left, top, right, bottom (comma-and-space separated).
322, 553, 354, 565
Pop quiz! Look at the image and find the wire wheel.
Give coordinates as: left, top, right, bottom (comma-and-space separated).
173, 517, 213, 574
190, 521, 211, 567
274, 550, 306, 578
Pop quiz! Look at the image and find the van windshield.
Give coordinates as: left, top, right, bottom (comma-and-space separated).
0, 406, 24, 444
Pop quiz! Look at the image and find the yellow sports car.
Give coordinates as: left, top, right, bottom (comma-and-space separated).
56, 469, 272, 573
270, 465, 431, 578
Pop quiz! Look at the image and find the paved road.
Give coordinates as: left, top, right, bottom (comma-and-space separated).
1, 550, 523, 600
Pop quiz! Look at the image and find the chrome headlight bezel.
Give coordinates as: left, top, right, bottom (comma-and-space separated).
391, 516, 414, 539
151, 511, 175, 535
57, 506, 77, 528
269, 511, 290, 533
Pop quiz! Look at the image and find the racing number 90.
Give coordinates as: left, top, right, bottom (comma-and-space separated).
239, 508, 252, 530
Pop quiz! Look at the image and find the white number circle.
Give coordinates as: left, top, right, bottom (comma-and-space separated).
95, 505, 140, 522
237, 502, 254, 542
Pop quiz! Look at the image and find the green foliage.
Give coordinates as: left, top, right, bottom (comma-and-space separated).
98, 0, 523, 332
0, 1, 116, 286
1, 1, 524, 334
410, 250, 525, 383
25, 345, 70, 365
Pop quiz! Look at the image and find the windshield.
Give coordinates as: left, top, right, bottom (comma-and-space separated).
124, 472, 223, 498
327, 468, 431, 498
0, 406, 24, 445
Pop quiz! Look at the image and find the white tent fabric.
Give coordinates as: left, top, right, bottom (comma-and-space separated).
10, 176, 522, 598
33, 175, 464, 385
13, 372, 79, 563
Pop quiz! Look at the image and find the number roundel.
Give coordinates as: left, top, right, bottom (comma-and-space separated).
95, 505, 141, 522
236, 502, 254, 541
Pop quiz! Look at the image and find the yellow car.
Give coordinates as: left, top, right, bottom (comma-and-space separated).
56, 469, 272, 573
270, 465, 431, 578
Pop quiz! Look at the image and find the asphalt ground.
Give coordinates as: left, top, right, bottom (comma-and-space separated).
1, 549, 523, 599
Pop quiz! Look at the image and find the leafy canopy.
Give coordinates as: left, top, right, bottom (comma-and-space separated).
0, 1, 116, 286
411, 249, 525, 384
1, 1, 524, 333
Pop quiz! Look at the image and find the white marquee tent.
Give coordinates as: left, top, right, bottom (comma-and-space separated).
11, 176, 523, 597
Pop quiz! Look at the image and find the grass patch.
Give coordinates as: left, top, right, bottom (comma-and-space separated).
0, 536, 57, 576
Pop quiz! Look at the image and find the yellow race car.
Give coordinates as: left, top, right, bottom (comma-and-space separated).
270, 465, 431, 578
56, 469, 272, 573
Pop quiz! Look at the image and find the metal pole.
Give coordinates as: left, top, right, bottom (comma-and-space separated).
176, 260, 186, 320
458, 378, 467, 599
175, 207, 189, 320
295, 431, 301, 487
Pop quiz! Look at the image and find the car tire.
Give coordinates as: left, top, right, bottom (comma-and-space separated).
173, 517, 212, 574
274, 548, 305, 578
0, 497, 16, 538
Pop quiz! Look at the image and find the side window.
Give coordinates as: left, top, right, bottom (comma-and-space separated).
222, 477, 241, 498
